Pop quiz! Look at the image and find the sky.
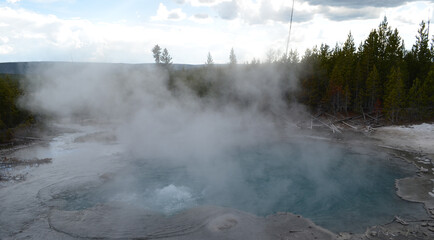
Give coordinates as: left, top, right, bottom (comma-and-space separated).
0, 0, 433, 64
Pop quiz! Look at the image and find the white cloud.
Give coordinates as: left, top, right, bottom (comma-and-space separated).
189, 13, 213, 23
181, 0, 231, 7
0, 7, 152, 62
0, 6, 241, 63
319, 6, 382, 21
152, 3, 187, 21
0, 1, 431, 64
0, 45, 13, 54
0, 36, 9, 43
216, 0, 239, 20
305, 0, 430, 8
6, 0, 65, 3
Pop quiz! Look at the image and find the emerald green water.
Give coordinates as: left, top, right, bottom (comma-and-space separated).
61, 140, 427, 233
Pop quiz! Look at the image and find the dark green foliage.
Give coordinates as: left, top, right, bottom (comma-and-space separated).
408, 77, 424, 119
0, 74, 33, 142
412, 21, 431, 81
384, 67, 406, 122
152, 45, 162, 64
297, 18, 434, 123
421, 67, 434, 113
161, 48, 173, 67
298, 47, 328, 110
365, 65, 380, 112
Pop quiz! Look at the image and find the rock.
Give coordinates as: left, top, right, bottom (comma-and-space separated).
207, 214, 239, 231
394, 216, 409, 225
337, 232, 352, 240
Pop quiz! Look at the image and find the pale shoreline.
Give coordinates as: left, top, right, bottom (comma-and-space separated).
337, 123, 434, 240
369, 123, 434, 213
371, 123, 434, 156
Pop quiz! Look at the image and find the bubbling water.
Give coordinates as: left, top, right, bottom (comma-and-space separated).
52, 139, 428, 233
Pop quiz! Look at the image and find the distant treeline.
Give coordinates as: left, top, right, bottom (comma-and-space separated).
169, 17, 434, 123
297, 17, 434, 122
1, 17, 433, 142
0, 74, 32, 142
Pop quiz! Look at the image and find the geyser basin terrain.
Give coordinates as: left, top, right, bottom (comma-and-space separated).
39, 133, 427, 234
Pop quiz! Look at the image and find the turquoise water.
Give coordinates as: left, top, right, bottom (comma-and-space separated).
61, 140, 427, 233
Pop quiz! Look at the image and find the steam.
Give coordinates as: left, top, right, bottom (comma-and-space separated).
20, 62, 338, 203
21, 63, 171, 120
19, 62, 305, 199
13, 62, 427, 235
20, 63, 300, 155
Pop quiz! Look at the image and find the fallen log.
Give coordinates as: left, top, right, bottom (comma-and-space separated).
331, 115, 363, 124
310, 114, 342, 133
341, 121, 358, 130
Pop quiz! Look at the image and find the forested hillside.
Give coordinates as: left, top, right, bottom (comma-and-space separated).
168, 17, 433, 123
0, 74, 32, 142
0, 17, 433, 143
298, 17, 434, 122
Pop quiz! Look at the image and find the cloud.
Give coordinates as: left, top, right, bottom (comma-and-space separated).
168, 12, 181, 19
190, 13, 213, 23
172, 0, 387, 24
197, 0, 217, 4
0, 6, 267, 63
0, 7, 158, 62
0, 1, 431, 64
207, 0, 431, 24
0, 36, 13, 54
213, 0, 312, 24
304, 0, 429, 8
252, 1, 313, 24
180, 0, 231, 7
189, 14, 213, 24
0, 45, 13, 54
152, 3, 187, 21
194, 13, 209, 19
320, 6, 382, 21
215, 0, 239, 20
6, 0, 21, 3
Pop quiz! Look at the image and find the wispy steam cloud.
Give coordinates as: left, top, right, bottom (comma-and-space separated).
20, 63, 297, 162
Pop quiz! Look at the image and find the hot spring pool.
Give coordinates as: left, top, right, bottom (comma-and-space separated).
51, 140, 427, 233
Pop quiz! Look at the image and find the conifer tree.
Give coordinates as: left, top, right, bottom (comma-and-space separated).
229, 48, 237, 65
152, 45, 162, 64
384, 67, 406, 122
206, 52, 214, 65
353, 62, 365, 112
408, 77, 423, 119
327, 64, 345, 112
341, 32, 356, 113
412, 21, 431, 80
366, 65, 380, 112
161, 48, 173, 66
421, 67, 434, 116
